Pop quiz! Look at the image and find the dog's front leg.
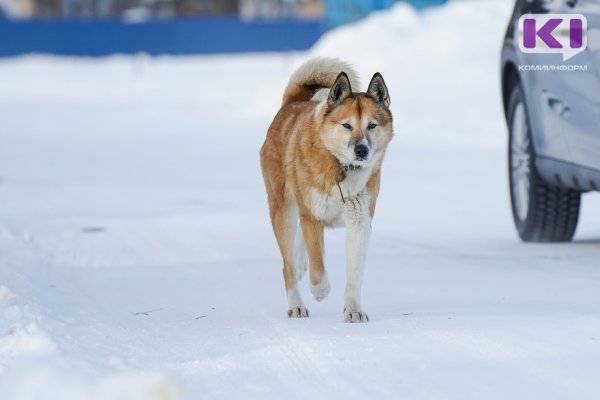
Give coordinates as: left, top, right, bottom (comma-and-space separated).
342, 191, 371, 323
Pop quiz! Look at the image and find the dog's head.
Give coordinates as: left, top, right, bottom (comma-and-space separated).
318, 72, 393, 167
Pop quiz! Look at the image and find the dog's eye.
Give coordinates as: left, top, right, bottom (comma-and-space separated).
367, 122, 378, 130
341, 123, 353, 130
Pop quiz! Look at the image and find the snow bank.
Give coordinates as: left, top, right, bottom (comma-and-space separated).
308, 0, 514, 148
0, 287, 181, 400
0, 361, 182, 400
0, 286, 56, 371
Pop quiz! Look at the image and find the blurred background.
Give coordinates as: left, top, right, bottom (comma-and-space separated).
0, 0, 445, 22
0, 0, 326, 20
0, 0, 447, 55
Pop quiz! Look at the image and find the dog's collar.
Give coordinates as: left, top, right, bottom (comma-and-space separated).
335, 163, 362, 183
344, 164, 362, 172
335, 164, 362, 204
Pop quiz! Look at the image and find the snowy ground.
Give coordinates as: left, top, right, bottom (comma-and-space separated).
2, 1, 600, 399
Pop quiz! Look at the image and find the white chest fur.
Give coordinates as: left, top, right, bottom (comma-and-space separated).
308, 166, 372, 225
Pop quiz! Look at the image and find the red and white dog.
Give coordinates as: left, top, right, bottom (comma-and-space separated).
260, 58, 393, 322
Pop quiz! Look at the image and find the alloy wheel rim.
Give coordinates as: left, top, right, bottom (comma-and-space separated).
511, 102, 531, 222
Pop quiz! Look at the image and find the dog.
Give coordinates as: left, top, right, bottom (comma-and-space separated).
260, 58, 393, 323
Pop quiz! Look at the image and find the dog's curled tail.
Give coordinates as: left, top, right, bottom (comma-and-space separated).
282, 58, 360, 106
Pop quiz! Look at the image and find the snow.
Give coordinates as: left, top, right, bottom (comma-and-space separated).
0, 286, 180, 400
0, 286, 55, 367
1, 0, 600, 399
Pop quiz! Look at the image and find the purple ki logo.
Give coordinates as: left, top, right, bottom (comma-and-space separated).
518, 14, 588, 61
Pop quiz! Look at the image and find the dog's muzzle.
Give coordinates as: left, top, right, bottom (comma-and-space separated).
354, 144, 369, 161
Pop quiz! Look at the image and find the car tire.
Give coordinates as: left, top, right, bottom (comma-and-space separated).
508, 84, 581, 242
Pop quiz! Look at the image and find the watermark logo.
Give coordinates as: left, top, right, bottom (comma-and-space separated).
518, 14, 587, 61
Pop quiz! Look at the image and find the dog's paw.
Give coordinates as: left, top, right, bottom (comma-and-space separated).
310, 275, 331, 302
344, 308, 369, 323
287, 306, 309, 318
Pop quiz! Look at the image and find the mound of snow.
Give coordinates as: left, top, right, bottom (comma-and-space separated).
0, 287, 181, 400
309, 0, 514, 148
0, 361, 182, 400
0, 286, 56, 371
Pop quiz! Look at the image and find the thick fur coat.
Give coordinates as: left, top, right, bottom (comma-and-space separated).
260, 58, 393, 322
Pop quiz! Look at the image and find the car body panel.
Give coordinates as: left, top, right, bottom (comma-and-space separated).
501, 0, 600, 190
561, 3, 600, 170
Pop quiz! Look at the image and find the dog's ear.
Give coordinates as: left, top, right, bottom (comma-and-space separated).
366, 73, 390, 108
328, 72, 352, 107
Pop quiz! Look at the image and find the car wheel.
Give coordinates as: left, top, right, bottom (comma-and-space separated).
508, 84, 581, 242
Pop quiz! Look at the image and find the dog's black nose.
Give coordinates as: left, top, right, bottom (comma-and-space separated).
354, 144, 369, 159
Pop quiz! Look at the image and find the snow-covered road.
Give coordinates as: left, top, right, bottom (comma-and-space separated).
1, 1, 600, 399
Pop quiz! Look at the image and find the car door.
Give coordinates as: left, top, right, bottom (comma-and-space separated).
561, 0, 600, 170
516, 0, 573, 164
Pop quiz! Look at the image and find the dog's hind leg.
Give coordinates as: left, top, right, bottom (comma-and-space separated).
270, 195, 309, 318
299, 214, 331, 302
292, 215, 308, 281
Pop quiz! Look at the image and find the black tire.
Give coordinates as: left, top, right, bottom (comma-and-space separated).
507, 84, 581, 242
